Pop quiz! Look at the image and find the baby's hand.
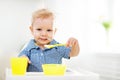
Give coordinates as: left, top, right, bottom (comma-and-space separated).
20, 55, 31, 64
66, 37, 80, 57
66, 37, 78, 47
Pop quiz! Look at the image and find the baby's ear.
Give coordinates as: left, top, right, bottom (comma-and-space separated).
29, 26, 34, 34
29, 26, 32, 31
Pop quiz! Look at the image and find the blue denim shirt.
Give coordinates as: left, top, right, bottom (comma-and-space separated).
18, 39, 71, 72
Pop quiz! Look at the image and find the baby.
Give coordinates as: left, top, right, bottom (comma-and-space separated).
18, 9, 80, 72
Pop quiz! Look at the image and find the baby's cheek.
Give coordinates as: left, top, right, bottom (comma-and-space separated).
48, 34, 54, 40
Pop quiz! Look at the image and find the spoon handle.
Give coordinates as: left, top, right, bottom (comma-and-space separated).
45, 44, 66, 48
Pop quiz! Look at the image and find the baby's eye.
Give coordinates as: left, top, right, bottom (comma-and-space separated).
47, 29, 52, 32
36, 29, 42, 31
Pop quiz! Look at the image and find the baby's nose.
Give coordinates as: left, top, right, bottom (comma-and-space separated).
41, 31, 47, 35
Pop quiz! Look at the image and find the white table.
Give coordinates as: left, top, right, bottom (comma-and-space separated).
5, 68, 99, 80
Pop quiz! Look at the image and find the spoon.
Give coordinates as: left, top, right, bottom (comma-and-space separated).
44, 44, 66, 48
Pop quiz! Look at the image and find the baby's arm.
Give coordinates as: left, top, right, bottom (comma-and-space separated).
66, 37, 80, 57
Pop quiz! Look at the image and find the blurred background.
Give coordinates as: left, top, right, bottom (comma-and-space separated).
0, 0, 120, 80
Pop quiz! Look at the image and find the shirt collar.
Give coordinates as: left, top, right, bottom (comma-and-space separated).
49, 39, 59, 45
26, 39, 39, 51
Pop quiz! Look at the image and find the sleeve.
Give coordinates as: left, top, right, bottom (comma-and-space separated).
57, 46, 71, 59
18, 49, 29, 57
18, 41, 30, 57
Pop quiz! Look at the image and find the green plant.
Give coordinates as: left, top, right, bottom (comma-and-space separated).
102, 21, 112, 46
102, 21, 112, 31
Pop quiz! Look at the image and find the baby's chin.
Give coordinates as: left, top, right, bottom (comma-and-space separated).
40, 41, 51, 45
37, 38, 53, 45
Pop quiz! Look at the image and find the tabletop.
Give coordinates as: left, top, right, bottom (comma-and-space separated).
5, 68, 99, 80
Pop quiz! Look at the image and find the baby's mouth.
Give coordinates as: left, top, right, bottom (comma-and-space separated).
40, 38, 48, 41
39, 37, 52, 41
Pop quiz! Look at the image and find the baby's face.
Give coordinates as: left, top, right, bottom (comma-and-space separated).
30, 17, 56, 46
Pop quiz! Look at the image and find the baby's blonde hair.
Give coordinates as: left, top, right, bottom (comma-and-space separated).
31, 9, 54, 25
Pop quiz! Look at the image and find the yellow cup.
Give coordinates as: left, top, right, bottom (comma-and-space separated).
10, 57, 28, 75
